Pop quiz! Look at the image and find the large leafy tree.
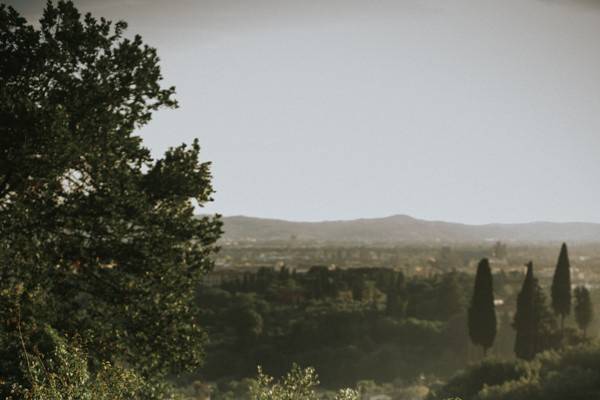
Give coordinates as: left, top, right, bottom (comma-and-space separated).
468, 258, 497, 357
0, 1, 221, 395
551, 243, 572, 332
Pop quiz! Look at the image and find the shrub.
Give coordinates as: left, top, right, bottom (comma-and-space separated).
7, 326, 167, 400
432, 358, 532, 400
435, 342, 600, 400
248, 364, 358, 400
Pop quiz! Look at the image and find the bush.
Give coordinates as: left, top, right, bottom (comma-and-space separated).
6, 326, 159, 400
248, 364, 358, 400
433, 358, 531, 400
435, 342, 600, 400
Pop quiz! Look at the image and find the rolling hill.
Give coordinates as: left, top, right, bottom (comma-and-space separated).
218, 214, 600, 244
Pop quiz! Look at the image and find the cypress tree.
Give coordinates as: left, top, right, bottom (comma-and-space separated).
468, 258, 497, 356
574, 286, 593, 337
531, 279, 556, 354
551, 243, 572, 332
513, 262, 555, 360
513, 262, 537, 360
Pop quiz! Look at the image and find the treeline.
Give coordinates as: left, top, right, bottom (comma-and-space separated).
196, 243, 596, 395
196, 268, 471, 387
219, 266, 469, 321
196, 266, 503, 391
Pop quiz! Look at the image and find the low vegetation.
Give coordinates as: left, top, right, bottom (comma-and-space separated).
431, 342, 600, 400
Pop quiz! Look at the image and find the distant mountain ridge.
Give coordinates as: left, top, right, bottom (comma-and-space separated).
218, 214, 600, 243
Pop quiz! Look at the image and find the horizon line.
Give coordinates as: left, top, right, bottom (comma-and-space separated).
196, 213, 600, 226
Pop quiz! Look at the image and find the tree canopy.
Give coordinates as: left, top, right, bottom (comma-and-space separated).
0, 1, 221, 396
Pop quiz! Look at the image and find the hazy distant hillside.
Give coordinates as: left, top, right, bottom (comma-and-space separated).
219, 215, 600, 243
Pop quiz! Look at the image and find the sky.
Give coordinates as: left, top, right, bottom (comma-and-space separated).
9, 0, 600, 224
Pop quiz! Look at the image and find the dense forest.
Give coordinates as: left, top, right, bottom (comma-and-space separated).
191, 251, 595, 399
198, 267, 475, 387
1, 2, 599, 400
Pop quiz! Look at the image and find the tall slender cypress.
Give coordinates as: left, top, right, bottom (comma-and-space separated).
468, 258, 497, 356
574, 286, 593, 337
513, 262, 536, 360
513, 261, 555, 360
551, 243, 572, 331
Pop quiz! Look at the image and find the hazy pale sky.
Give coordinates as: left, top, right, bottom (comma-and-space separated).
11, 0, 600, 224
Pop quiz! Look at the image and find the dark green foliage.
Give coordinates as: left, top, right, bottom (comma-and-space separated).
404, 273, 471, 321
432, 358, 532, 400
0, 1, 221, 396
433, 343, 600, 400
551, 243, 572, 329
229, 294, 264, 346
198, 268, 476, 388
436, 272, 466, 321
574, 286, 593, 336
513, 262, 536, 360
385, 272, 406, 317
468, 258, 497, 355
513, 262, 556, 360
8, 326, 159, 400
